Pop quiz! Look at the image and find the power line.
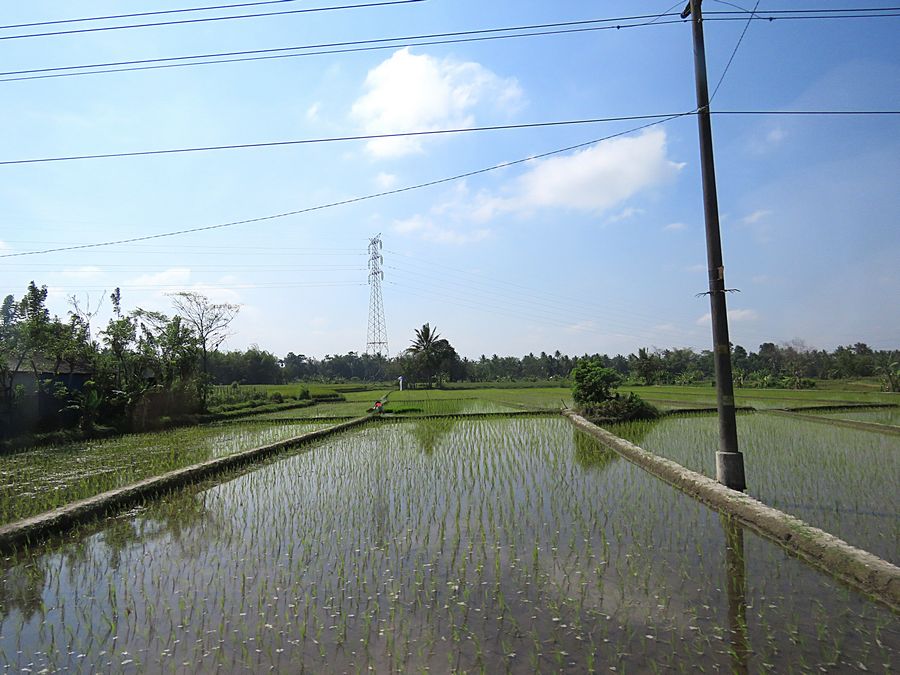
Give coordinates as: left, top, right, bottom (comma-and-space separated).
386, 265, 691, 342
0, 114, 680, 166
387, 282, 695, 347
709, 11, 900, 20
386, 255, 684, 331
0, 0, 427, 42
0, 16, 688, 82
710, 0, 760, 102
1, 0, 307, 31
45, 281, 367, 291
706, 6, 900, 15
4, 11, 896, 83
3, 110, 897, 166
0, 112, 692, 259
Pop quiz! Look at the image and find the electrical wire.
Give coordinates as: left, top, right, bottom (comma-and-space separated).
705, 6, 900, 15
708, 12, 900, 20
2, 110, 897, 166
0, 0, 427, 42
1, 0, 308, 31
0, 17, 688, 82
386, 265, 691, 341
0, 114, 682, 165
4, 10, 896, 82
710, 0, 760, 102
387, 282, 695, 347
46, 281, 367, 291
387, 255, 690, 335
0, 112, 692, 259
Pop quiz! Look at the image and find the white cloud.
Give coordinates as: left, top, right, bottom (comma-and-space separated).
605, 207, 644, 224
766, 127, 786, 145
474, 130, 684, 219
741, 209, 772, 224
392, 214, 490, 245
663, 222, 687, 231
130, 267, 192, 289
188, 283, 241, 306
390, 130, 682, 242
351, 48, 523, 158
747, 125, 787, 155
62, 266, 104, 279
565, 320, 597, 333
696, 308, 759, 325
375, 172, 398, 189
685, 263, 706, 273
305, 102, 321, 121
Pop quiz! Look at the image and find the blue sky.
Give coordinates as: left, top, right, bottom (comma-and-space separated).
1, 1, 898, 359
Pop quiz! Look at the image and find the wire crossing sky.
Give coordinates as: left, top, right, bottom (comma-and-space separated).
1, 0, 898, 357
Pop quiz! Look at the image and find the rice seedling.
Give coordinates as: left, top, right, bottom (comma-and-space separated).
814, 408, 900, 427
0, 417, 895, 672
608, 412, 900, 563
0, 420, 332, 524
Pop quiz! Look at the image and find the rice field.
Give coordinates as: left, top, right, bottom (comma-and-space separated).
1, 417, 895, 673
0, 421, 332, 525
253, 400, 373, 420
254, 387, 571, 420
608, 412, 900, 563
816, 408, 900, 427
387, 387, 572, 411
621, 385, 898, 410
381, 397, 522, 415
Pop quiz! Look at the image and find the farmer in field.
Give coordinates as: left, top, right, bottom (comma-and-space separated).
373, 400, 383, 414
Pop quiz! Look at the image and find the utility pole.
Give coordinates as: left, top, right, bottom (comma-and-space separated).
682, 0, 746, 490
366, 234, 389, 358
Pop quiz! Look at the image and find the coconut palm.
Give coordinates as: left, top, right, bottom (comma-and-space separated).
406, 323, 457, 385
409, 323, 441, 354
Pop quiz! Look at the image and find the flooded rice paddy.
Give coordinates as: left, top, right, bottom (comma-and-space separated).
0, 421, 332, 525
1, 417, 896, 673
609, 413, 900, 564
817, 408, 900, 427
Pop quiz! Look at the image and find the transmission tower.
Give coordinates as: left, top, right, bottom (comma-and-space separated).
366, 234, 389, 357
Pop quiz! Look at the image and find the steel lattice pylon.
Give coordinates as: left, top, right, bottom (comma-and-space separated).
366, 234, 389, 357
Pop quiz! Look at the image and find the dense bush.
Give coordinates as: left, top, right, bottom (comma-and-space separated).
571, 361, 622, 405
571, 358, 658, 422
579, 393, 659, 422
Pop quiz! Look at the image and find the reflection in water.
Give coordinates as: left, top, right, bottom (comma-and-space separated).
0, 562, 45, 623
573, 429, 620, 472
723, 515, 750, 675
0, 486, 213, 626
410, 418, 455, 454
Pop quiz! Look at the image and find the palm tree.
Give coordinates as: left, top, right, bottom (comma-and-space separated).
407, 323, 456, 385
409, 323, 441, 354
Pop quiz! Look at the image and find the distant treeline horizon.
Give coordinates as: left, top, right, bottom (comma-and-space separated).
212, 340, 898, 391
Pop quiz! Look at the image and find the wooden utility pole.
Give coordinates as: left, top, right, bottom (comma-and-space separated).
682, 0, 746, 490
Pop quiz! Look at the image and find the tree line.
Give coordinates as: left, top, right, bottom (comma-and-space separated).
227, 329, 899, 392
1, 282, 238, 438
2, 279, 897, 440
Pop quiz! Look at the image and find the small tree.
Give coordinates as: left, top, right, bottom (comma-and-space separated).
406, 323, 460, 386
572, 360, 622, 405
169, 292, 239, 409
572, 358, 658, 421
